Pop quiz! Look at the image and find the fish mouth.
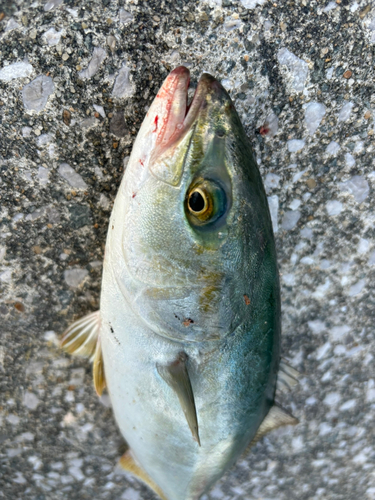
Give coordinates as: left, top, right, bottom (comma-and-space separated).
154, 66, 227, 151
149, 66, 228, 185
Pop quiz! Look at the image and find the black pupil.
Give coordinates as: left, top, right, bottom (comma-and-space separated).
189, 191, 205, 212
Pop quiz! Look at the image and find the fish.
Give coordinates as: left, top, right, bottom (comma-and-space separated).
61, 66, 298, 500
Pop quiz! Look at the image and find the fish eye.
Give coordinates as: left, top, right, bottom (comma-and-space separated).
185, 179, 227, 226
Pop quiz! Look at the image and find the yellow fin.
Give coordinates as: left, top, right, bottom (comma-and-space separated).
93, 336, 106, 396
249, 405, 298, 448
61, 310, 100, 359
119, 451, 167, 500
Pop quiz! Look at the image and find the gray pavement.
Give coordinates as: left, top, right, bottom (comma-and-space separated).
1, 0, 375, 499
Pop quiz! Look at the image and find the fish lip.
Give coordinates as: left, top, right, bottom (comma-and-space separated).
150, 66, 190, 154
183, 71, 226, 127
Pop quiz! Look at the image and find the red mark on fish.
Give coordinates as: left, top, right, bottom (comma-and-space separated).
153, 115, 159, 132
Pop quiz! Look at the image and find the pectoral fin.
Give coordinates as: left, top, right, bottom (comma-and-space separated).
249, 405, 299, 448
119, 451, 167, 500
61, 310, 101, 359
61, 310, 106, 395
157, 352, 200, 446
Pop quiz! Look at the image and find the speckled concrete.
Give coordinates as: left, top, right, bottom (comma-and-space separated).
1, 0, 375, 499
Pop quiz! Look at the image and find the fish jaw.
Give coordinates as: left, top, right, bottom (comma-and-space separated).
129, 67, 235, 188
127, 66, 191, 187
153, 66, 190, 150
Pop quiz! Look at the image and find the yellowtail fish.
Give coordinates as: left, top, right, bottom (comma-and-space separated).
61, 66, 298, 500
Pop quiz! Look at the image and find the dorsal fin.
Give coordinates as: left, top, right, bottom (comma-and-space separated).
93, 336, 106, 396
61, 310, 101, 360
119, 451, 167, 500
157, 352, 200, 446
249, 404, 299, 449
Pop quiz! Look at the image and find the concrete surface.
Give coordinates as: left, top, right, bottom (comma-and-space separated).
1, 0, 375, 499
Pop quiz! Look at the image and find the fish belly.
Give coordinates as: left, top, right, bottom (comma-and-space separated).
100, 274, 271, 500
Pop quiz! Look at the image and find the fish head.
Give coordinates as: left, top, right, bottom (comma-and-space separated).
118, 67, 278, 343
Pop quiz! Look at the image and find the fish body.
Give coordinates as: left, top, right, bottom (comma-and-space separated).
62, 67, 297, 500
